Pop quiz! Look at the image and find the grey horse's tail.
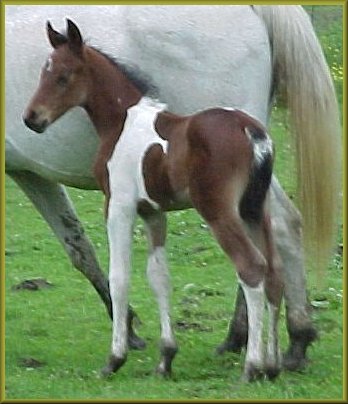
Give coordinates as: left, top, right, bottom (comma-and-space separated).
253, 5, 341, 274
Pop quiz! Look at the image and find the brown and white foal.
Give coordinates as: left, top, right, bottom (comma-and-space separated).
24, 20, 283, 382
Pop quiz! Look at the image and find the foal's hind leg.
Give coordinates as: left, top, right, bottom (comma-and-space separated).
217, 177, 317, 371
142, 210, 178, 376
239, 213, 283, 380
209, 215, 267, 381
191, 187, 268, 382
8, 171, 145, 350
188, 162, 269, 380
261, 214, 283, 378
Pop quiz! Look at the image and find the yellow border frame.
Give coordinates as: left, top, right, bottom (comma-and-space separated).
0, 1, 346, 402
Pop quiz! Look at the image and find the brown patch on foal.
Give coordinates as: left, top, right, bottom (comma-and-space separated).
143, 111, 193, 210
186, 109, 253, 219
137, 199, 167, 248
93, 121, 126, 218
142, 144, 174, 209
184, 109, 269, 288
146, 108, 270, 288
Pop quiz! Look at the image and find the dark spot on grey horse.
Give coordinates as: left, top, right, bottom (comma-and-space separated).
61, 213, 85, 234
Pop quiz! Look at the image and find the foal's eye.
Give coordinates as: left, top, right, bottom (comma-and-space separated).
56, 75, 69, 87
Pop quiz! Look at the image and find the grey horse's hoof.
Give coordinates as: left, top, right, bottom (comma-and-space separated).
156, 345, 178, 378
101, 354, 127, 378
241, 363, 265, 383
282, 326, 317, 371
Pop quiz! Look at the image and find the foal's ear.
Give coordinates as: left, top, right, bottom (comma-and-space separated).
66, 19, 84, 58
47, 21, 67, 49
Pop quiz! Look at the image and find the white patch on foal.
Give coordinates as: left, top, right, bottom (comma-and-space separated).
106, 97, 168, 359
147, 246, 175, 347
107, 97, 167, 208
223, 108, 273, 167
245, 127, 273, 166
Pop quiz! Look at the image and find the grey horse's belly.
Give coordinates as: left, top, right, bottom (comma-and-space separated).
5, 108, 99, 189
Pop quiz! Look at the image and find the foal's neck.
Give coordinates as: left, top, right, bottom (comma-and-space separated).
84, 47, 142, 138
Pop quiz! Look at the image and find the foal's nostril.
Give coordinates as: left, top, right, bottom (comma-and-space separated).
29, 110, 38, 121
24, 117, 32, 128
23, 110, 37, 126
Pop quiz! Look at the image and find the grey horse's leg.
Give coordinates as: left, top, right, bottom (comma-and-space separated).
217, 176, 317, 371
7, 170, 145, 349
270, 178, 317, 369
215, 286, 248, 355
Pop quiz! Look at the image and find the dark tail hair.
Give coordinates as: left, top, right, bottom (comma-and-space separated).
239, 126, 273, 223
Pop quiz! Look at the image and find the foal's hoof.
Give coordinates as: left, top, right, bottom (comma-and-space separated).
101, 354, 127, 378
128, 332, 146, 351
155, 363, 172, 379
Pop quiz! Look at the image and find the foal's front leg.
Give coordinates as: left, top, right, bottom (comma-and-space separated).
143, 211, 178, 377
102, 202, 136, 376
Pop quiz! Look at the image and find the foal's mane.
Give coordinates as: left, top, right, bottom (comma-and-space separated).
90, 45, 158, 97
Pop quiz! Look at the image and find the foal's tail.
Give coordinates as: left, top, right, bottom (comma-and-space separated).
253, 5, 341, 273
240, 126, 273, 225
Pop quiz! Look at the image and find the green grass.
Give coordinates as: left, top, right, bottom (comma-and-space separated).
4, 5, 344, 401
4, 174, 344, 400
4, 168, 344, 400
5, 104, 344, 399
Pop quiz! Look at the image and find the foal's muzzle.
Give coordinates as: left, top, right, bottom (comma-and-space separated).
23, 110, 49, 133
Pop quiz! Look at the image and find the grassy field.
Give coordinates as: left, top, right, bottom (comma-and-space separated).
4, 6, 344, 401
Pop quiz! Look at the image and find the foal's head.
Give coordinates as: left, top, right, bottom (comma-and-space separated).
23, 19, 89, 133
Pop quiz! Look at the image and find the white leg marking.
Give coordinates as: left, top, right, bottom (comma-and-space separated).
239, 279, 264, 369
147, 247, 176, 348
107, 201, 136, 359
